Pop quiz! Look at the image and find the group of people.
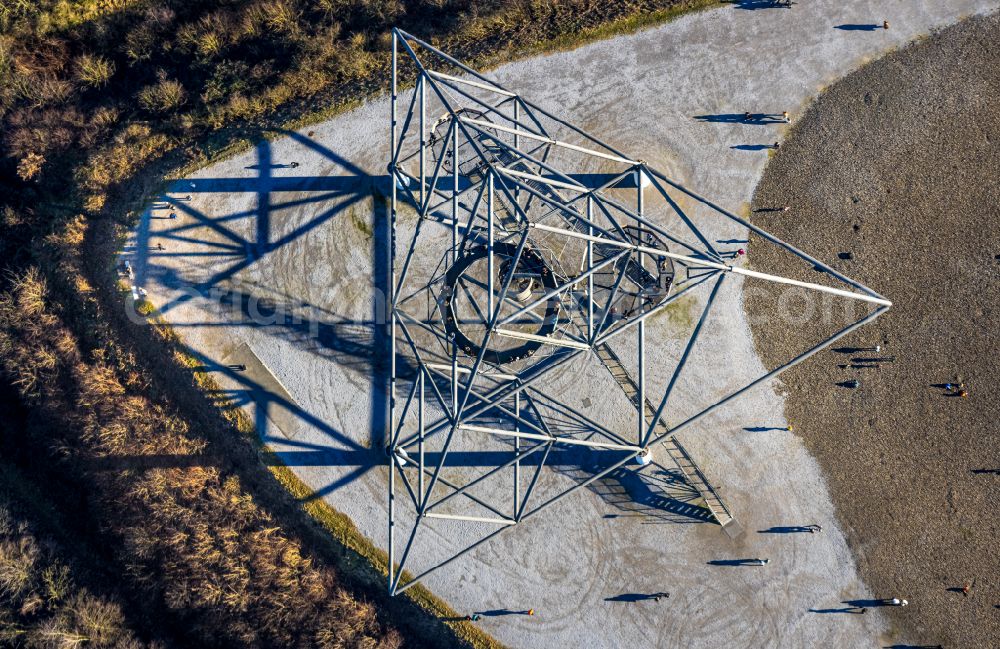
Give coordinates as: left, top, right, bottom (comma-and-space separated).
942, 381, 969, 398
740, 110, 788, 153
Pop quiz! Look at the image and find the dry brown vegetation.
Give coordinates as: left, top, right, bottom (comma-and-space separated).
0, 0, 710, 216
0, 267, 404, 648
0, 1, 713, 647
0, 470, 151, 649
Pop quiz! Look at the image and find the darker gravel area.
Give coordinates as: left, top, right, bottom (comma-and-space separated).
745, 12, 1000, 649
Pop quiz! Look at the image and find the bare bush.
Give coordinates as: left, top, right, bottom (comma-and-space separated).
16, 151, 44, 180
137, 78, 186, 113
75, 54, 114, 88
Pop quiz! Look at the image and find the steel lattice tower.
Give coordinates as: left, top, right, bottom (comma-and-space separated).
385, 28, 890, 595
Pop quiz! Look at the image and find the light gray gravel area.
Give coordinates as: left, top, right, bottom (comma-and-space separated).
124, 1, 999, 647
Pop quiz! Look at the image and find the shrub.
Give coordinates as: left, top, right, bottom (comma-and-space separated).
75, 54, 114, 87
16, 151, 44, 180
197, 30, 222, 57
262, 1, 300, 33
90, 106, 119, 128
138, 78, 186, 113
35, 77, 75, 106
123, 24, 157, 63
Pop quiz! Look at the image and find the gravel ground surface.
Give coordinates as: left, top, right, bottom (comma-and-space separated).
746, 12, 1000, 648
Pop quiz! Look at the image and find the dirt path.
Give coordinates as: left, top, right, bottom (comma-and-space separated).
746, 12, 1000, 648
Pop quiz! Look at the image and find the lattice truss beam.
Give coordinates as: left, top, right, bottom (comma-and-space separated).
385, 28, 891, 595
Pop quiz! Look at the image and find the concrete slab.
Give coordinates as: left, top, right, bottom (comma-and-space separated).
221, 342, 303, 439
123, 1, 999, 647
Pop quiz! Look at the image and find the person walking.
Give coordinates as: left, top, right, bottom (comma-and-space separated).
883, 20, 889, 30
782, 111, 790, 123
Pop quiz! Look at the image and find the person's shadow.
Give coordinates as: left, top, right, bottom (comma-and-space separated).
694, 113, 784, 124
758, 526, 816, 534
842, 598, 901, 608
604, 592, 669, 602
809, 606, 866, 614
244, 162, 299, 169
723, 0, 793, 9
707, 559, 766, 566
835, 24, 882, 31
731, 144, 774, 151
473, 609, 534, 617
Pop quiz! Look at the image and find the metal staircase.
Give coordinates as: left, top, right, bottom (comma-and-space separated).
593, 342, 741, 536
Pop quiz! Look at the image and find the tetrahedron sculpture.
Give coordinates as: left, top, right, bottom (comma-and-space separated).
385, 28, 890, 595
